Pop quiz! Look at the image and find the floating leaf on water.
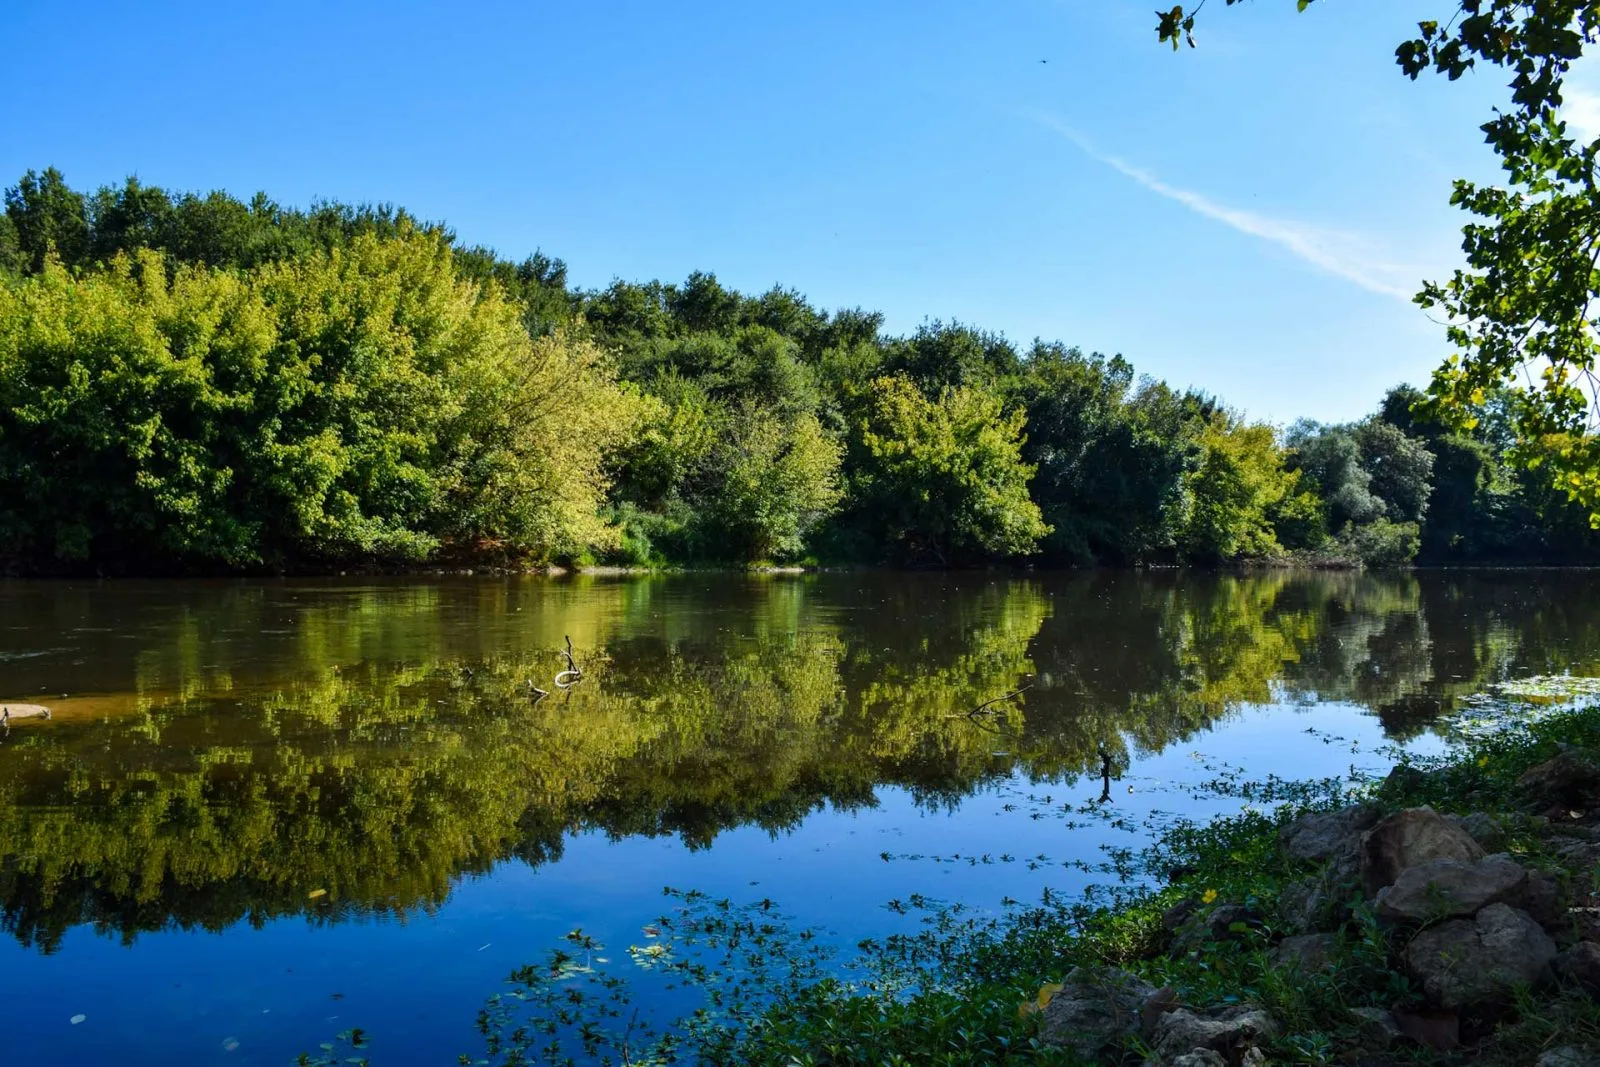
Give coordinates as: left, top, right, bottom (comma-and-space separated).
69, 1014, 86, 1025
628, 943, 671, 970
549, 959, 594, 981
308, 888, 328, 899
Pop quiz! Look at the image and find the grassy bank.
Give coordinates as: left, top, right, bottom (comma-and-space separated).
682, 704, 1600, 1065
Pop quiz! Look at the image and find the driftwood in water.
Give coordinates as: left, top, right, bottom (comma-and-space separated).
1, 703, 51, 725
555, 635, 584, 689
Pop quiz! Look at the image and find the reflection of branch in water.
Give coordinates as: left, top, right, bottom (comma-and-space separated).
964, 683, 1033, 720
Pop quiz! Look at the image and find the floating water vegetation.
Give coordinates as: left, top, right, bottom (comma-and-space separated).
1495, 675, 1600, 701
1446, 675, 1600, 740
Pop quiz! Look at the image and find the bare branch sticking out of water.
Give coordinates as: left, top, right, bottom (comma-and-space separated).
555, 635, 584, 690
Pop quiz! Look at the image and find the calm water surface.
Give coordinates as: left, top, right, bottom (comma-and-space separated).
1, 571, 1596, 1064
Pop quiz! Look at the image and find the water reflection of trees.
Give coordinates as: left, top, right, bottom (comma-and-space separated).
1, 571, 1598, 949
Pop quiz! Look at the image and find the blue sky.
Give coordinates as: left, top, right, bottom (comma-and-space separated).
0, 1, 1526, 423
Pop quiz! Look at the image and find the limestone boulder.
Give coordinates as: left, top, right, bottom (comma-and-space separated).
1279, 803, 1381, 864
1171, 904, 1260, 952
1277, 875, 1335, 934
1150, 1006, 1276, 1061
1373, 854, 1527, 922
1520, 868, 1565, 928
1557, 941, 1600, 990
1164, 1052, 1226, 1067
1038, 966, 1155, 1061
1538, 1049, 1600, 1067
1446, 811, 1508, 852
1360, 807, 1485, 896
1518, 749, 1600, 809
1348, 1007, 1404, 1052
1271, 933, 1337, 974
1405, 903, 1556, 1009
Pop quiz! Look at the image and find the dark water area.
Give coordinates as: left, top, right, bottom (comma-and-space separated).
0, 571, 1596, 1064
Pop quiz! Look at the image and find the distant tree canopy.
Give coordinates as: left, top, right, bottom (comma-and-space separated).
1161, 1, 1600, 527
2, 168, 1597, 571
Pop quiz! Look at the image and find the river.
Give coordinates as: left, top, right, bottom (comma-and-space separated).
0, 571, 1594, 1064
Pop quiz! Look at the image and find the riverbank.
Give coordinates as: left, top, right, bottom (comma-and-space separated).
707, 702, 1600, 1066
452, 698, 1600, 1066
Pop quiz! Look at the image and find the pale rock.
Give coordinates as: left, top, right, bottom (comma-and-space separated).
1373, 854, 1527, 922
1151, 1006, 1276, 1060
1271, 933, 1337, 974
1538, 1048, 1600, 1067
1278, 804, 1381, 864
1348, 1006, 1404, 1051
1165, 1052, 1226, 1067
1518, 749, 1600, 809
1360, 807, 1485, 896
1405, 903, 1556, 1008
1038, 966, 1155, 1060
1556, 941, 1600, 990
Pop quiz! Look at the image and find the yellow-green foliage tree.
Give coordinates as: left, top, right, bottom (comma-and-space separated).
707, 405, 842, 561
850, 376, 1050, 564
0, 250, 278, 563
0, 229, 639, 567
1178, 413, 1304, 562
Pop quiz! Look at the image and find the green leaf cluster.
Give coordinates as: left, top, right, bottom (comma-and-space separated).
0, 229, 636, 567
9, 166, 1600, 570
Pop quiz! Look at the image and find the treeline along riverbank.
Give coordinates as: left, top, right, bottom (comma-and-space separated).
3, 168, 1597, 574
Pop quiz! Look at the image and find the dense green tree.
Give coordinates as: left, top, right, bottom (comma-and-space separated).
878, 320, 1021, 393
0, 250, 271, 562
4, 167, 88, 271
1178, 413, 1300, 563
1285, 418, 1432, 564
848, 376, 1049, 564
1353, 420, 1435, 525
1287, 422, 1383, 534
0, 231, 636, 569
7, 166, 1600, 571
1016, 344, 1189, 564
702, 406, 842, 561
0, 212, 22, 274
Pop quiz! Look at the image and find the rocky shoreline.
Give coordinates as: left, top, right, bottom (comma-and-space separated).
1032, 743, 1600, 1065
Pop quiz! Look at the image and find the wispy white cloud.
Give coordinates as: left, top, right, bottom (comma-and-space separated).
1032, 114, 1420, 302
1564, 85, 1600, 142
